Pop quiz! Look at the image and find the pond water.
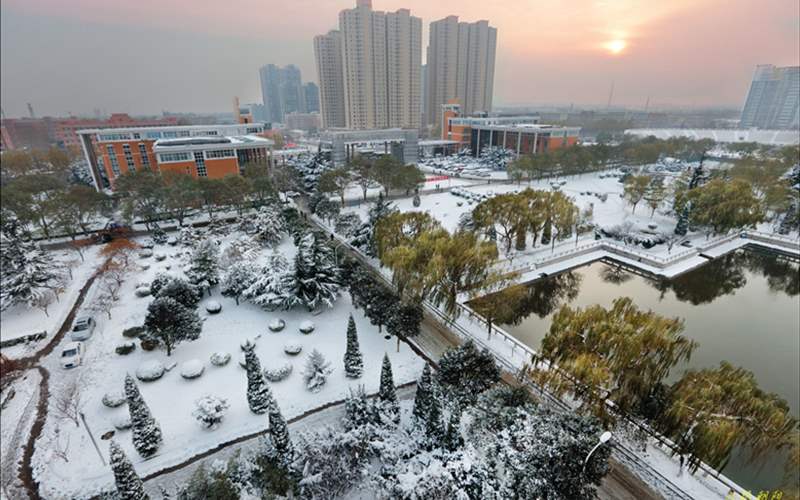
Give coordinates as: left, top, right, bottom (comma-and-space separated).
492, 248, 800, 494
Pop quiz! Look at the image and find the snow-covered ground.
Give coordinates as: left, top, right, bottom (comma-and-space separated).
0, 370, 41, 499
1, 245, 104, 348
30, 233, 425, 499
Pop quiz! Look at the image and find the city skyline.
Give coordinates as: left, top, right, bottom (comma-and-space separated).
1, 0, 799, 117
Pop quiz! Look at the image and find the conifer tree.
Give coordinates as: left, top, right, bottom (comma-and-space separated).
108, 440, 149, 500
412, 364, 434, 423
124, 375, 162, 457
424, 398, 445, 447
243, 343, 275, 414
378, 354, 399, 424
186, 238, 220, 294
283, 232, 340, 310
443, 411, 464, 452
674, 205, 690, 235
343, 314, 363, 378
267, 401, 294, 468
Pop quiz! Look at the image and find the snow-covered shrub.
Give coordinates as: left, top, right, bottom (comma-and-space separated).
139, 249, 153, 258
115, 342, 136, 355
240, 338, 258, 351
140, 338, 158, 351
122, 326, 144, 338
210, 352, 231, 367
102, 391, 127, 408
284, 343, 302, 356
268, 319, 286, 332
167, 236, 178, 246
154, 254, 167, 262
113, 414, 132, 430
134, 286, 151, 298
302, 349, 332, 392
205, 300, 222, 314
193, 395, 230, 429
243, 251, 291, 311
252, 204, 286, 246
180, 359, 205, 379
135, 360, 166, 382
298, 320, 315, 334
263, 363, 293, 382
334, 213, 363, 238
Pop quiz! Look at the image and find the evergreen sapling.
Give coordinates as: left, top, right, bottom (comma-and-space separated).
243, 343, 275, 414
378, 354, 399, 424
124, 375, 162, 457
343, 314, 363, 378
108, 440, 149, 500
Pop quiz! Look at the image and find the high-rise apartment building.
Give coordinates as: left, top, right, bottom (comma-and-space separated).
425, 16, 497, 127
314, 0, 421, 130
304, 82, 320, 113
740, 65, 800, 129
259, 64, 307, 124
314, 30, 346, 129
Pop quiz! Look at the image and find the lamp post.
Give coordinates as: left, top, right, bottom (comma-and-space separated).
583, 431, 612, 474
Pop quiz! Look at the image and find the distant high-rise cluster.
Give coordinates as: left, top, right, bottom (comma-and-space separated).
740, 64, 800, 130
258, 64, 320, 124
313, 1, 496, 133
425, 16, 497, 128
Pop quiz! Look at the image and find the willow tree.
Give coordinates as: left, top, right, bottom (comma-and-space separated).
533, 297, 695, 424
686, 178, 764, 235
662, 361, 798, 474
374, 211, 442, 260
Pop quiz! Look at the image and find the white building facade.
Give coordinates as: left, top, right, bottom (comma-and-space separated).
740, 64, 800, 129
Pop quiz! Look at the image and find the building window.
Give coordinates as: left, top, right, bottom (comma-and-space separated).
138, 143, 150, 168
133, 133, 141, 139
194, 151, 207, 177
145, 131, 162, 139
106, 145, 121, 177
99, 133, 131, 141
122, 144, 135, 171
162, 131, 177, 138
246, 127, 261, 134
158, 152, 191, 162
206, 149, 235, 159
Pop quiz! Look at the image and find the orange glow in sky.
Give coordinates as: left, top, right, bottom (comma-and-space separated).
604, 39, 627, 55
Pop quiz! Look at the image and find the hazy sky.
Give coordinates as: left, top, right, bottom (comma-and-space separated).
1, 0, 798, 118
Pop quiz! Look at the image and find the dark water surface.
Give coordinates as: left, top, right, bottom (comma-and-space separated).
494, 249, 800, 494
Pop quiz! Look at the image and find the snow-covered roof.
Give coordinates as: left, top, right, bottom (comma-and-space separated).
152, 135, 272, 153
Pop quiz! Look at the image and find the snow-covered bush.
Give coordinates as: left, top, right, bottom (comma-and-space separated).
180, 359, 205, 379
334, 213, 363, 238
205, 300, 222, 314
134, 286, 151, 298
210, 352, 231, 366
115, 342, 136, 355
102, 391, 127, 408
135, 360, 166, 382
139, 249, 153, 258
193, 395, 230, 429
243, 251, 291, 311
284, 343, 302, 355
302, 349, 332, 392
220, 261, 256, 305
298, 320, 315, 334
113, 414, 132, 431
154, 253, 167, 261
268, 319, 286, 332
122, 326, 144, 338
252, 204, 286, 246
264, 363, 293, 382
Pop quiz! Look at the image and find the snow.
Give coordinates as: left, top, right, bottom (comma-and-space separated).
31, 231, 425, 499
1, 245, 104, 346
179, 359, 205, 379
204, 300, 222, 314
135, 360, 166, 382
299, 320, 315, 333
0, 370, 41, 498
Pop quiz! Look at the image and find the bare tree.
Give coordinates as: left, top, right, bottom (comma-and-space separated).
31, 291, 55, 317
52, 375, 85, 427
88, 290, 115, 319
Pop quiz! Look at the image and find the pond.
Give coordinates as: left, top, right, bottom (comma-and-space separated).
490, 248, 800, 494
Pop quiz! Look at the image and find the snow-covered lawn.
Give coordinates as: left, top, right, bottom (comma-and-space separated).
31, 233, 425, 499
0, 370, 41, 498
1, 245, 104, 348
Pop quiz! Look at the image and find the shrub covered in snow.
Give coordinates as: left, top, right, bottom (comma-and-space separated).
192, 395, 230, 429
283, 343, 302, 356
180, 359, 205, 379
268, 319, 286, 332
263, 363, 293, 382
135, 360, 166, 382
134, 286, 151, 298
122, 326, 144, 338
102, 391, 127, 408
113, 414, 132, 430
302, 349, 332, 392
210, 352, 231, 367
139, 249, 153, 258
115, 342, 136, 355
298, 320, 315, 334
205, 300, 222, 314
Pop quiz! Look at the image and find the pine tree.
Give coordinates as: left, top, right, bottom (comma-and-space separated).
302, 349, 333, 392
351, 194, 397, 256
186, 238, 220, 294
252, 204, 286, 246
386, 300, 422, 351
220, 261, 256, 305
283, 232, 340, 310
674, 205, 690, 236
243, 344, 275, 414
242, 250, 291, 310
424, 398, 445, 447
343, 314, 363, 378
108, 440, 149, 500
267, 401, 294, 467
0, 233, 62, 312
378, 354, 399, 424
143, 297, 202, 356
412, 364, 434, 423
155, 277, 200, 310
443, 411, 463, 451
124, 375, 162, 457
343, 386, 378, 430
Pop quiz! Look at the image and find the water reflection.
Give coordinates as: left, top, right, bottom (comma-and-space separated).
492, 271, 583, 325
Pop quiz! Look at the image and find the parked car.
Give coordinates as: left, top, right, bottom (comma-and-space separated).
61, 342, 84, 369
70, 316, 96, 341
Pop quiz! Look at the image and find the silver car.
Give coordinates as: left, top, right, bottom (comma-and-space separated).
70, 316, 96, 341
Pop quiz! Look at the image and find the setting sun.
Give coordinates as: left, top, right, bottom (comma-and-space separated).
605, 39, 627, 55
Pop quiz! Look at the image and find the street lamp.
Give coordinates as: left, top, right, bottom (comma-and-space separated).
583, 431, 613, 473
